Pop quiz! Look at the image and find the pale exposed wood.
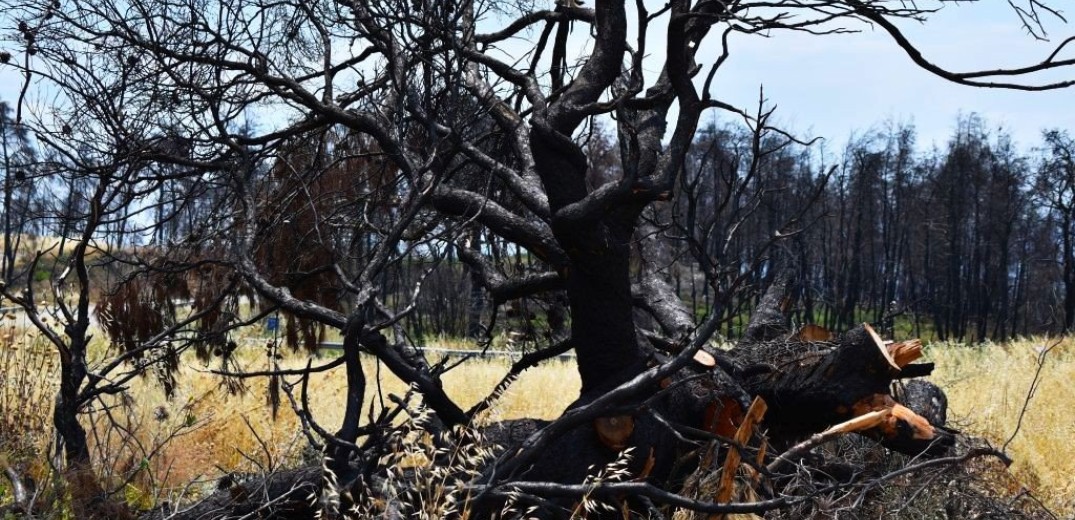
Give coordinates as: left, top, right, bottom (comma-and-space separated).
887, 339, 924, 368
767, 408, 889, 476
888, 404, 935, 440
847, 393, 936, 441
823, 409, 888, 435
863, 323, 900, 371
693, 349, 717, 367
851, 393, 898, 416
743, 437, 768, 502
751, 438, 767, 488
711, 397, 767, 519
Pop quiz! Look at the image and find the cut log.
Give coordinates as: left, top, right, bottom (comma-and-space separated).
839, 322, 900, 372
730, 273, 950, 457
730, 326, 952, 457
732, 323, 913, 437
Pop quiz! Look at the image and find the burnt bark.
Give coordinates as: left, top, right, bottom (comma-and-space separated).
731, 327, 895, 436
329, 315, 367, 476
54, 356, 90, 470
894, 379, 948, 427
54, 336, 133, 520
474, 358, 751, 518
531, 126, 646, 396
731, 274, 953, 457
740, 269, 795, 343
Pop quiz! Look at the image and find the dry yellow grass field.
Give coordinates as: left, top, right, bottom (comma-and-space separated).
927, 337, 1075, 514
1, 318, 1073, 515
82, 345, 581, 490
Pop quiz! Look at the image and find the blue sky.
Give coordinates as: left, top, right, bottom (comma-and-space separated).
702, 3, 1075, 150
2, 2, 1072, 151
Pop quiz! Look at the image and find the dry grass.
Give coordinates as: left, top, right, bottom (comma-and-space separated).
927, 337, 1075, 514
0, 314, 59, 473
0, 234, 65, 257
96, 345, 579, 489
2, 325, 1074, 516
0, 233, 114, 257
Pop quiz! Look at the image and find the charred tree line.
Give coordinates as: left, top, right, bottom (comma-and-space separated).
667, 113, 1075, 343
682, 115, 1075, 342
134, 113, 1071, 345
308, 115, 1075, 344
0, 101, 45, 282
6, 107, 1074, 348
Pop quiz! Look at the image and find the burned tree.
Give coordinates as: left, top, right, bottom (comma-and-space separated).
1038, 130, 1075, 332
2, 0, 1074, 517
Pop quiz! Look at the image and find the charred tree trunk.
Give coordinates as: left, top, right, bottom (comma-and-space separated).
465, 228, 487, 339
562, 238, 644, 394
329, 316, 367, 477
54, 355, 90, 470
531, 127, 645, 396
1063, 214, 1075, 332
55, 336, 134, 520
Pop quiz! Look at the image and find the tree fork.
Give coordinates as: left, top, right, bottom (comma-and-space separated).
531, 123, 646, 395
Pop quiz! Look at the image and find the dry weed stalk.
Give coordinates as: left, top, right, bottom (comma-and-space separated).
0, 328, 55, 513
0, 319, 58, 477
571, 447, 636, 519
1, 328, 55, 428
344, 400, 498, 520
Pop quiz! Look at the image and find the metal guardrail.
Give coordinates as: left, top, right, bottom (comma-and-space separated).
0, 314, 572, 361
316, 341, 576, 361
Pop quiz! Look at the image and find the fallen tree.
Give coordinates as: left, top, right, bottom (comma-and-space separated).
463, 270, 958, 517
724, 273, 953, 456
